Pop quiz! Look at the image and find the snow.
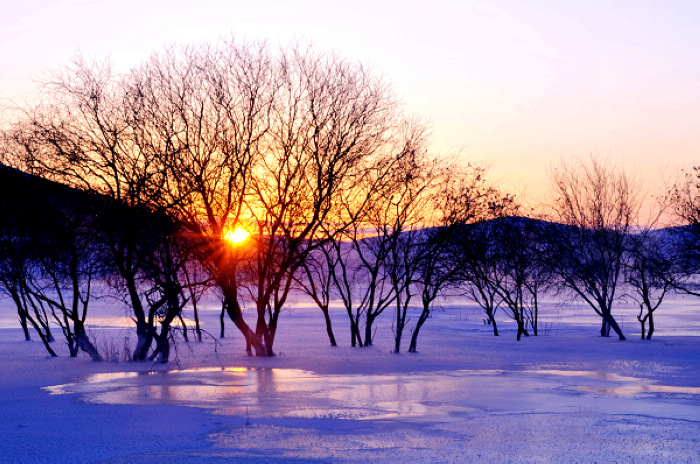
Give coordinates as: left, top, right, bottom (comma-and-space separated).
1, 296, 699, 462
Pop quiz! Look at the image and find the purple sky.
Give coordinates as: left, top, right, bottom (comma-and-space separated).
1, 0, 698, 212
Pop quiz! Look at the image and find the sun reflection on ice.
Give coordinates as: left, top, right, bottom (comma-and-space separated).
43, 367, 700, 423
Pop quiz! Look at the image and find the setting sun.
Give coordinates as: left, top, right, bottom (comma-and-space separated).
224, 226, 250, 245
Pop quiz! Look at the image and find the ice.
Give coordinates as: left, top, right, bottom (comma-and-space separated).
45, 366, 700, 423
1, 295, 699, 461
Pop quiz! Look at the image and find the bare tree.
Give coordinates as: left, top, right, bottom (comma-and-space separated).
181, 260, 210, 342
0, 164, 35, 342
669, 167, 700, 227
331, 145, 432, 350
317, 173, 412, 350
490, 217, 551, 340
3, 55, 186, 360
113, 40, 422, 357
33, 196, 102, 360
3, 39, 428, 358
0, 234, 35, 342
326, 232, 366, 347
296, 241, 338, 346
0, 209, 57, 354
346, 216, 398, 348
666, 167, 700, 297
460, 234, 502, 336
409, 164, 511, 351
237, 47, 421, 355
547, 157, 640, 340
624, 226, 676, 340
451, 177, 518, 337
138, 216, 192, 363
378, 151, 438, 353
0, 164, 101, 359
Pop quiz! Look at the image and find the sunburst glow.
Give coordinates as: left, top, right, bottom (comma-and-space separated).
224, 226, 250, 245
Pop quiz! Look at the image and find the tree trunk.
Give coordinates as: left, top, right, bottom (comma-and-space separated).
365, 313, 376, 346
603, 313, 625, 340
349, 313, 363, 347
32, 305, 54, 342
516, 320, 529, 341
191, 292, 202, 342
224, 296, 265, 356
36, 330, 58, 357
320, 306, 337, 346
178, 314, 189, 342
68, 337, 79, 357
393, 304, 405, 353
255, 309, 273, 356
350, 318, 358, 347
393, 322, 404, 353
26, 314, 57, 357
408, 306, 430, 353
269, 305, 282, 354
149, 325, 171, 363
487, 310, 499, 336
646, 311, 654, 340
63, 310, 77, 356
8, 292, 31, 341
148, 295, 181, 363
20, 317, 31, 341
74, 328, 102, 361
344, 304, 363, 347
133, 323, 154, 361
220, 303, 226, 338
262, 329, 275, 357
125, 275, 152, 361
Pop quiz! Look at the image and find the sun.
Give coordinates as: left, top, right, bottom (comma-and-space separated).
224, 226, 250, 245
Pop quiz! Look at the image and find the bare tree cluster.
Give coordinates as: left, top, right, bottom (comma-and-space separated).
1, 39, 456, 357
0, 165, 102, 359
545, 157, 691, 341
1, 39, 698, 363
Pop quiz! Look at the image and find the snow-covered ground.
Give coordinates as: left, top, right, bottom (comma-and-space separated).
1, 295, 699, 462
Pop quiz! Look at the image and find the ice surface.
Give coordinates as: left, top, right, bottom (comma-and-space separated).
46, 366, 700, 422
1, 295, 699, 461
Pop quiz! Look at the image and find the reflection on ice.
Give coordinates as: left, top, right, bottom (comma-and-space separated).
531, 369, 700, 394
532, 369, 644, 382
574, 384, 700, 396
45, 367, 700, 423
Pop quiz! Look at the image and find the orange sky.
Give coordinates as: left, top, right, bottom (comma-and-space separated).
1, 1, 698, 220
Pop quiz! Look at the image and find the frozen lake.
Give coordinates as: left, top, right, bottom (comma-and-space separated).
2, 294, 699, 461
46, 366, 700, 421
42, 365, 700, 461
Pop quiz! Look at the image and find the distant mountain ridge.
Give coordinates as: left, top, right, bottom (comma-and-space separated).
0, 163, 691, 244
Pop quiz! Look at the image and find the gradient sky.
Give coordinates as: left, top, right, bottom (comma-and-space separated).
1, 0, 699, 209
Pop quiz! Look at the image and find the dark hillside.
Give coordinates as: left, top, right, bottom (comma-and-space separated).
0, 163, 175, 240
1, 163, 99, 229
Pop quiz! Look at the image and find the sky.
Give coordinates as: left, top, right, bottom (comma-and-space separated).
1, 0, 699, 211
